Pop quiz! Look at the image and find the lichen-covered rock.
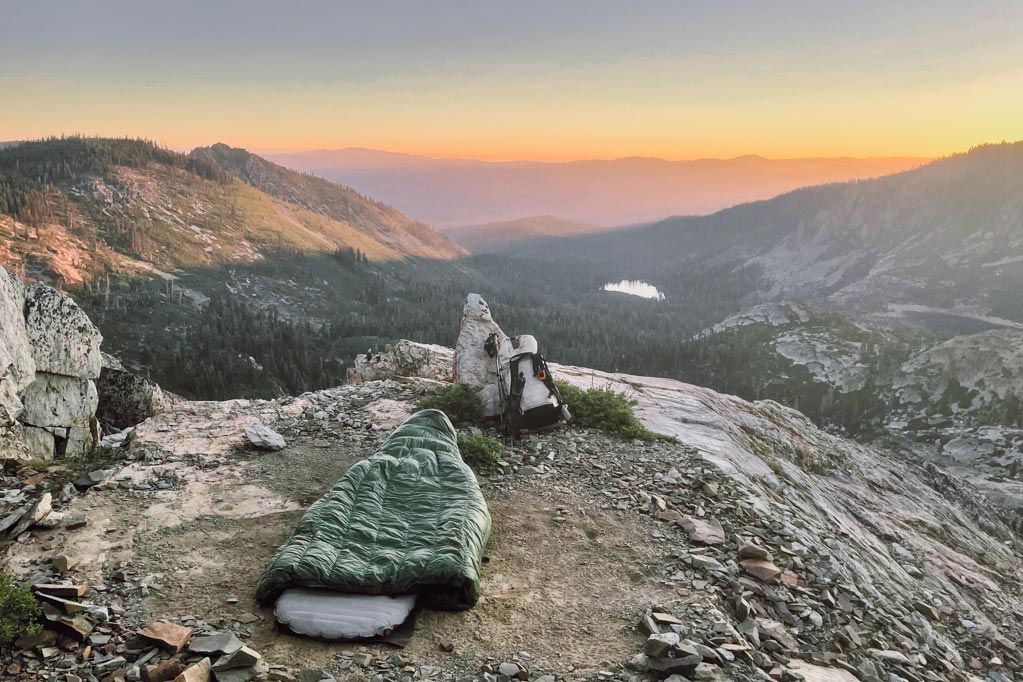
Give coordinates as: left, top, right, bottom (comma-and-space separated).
0, 266, 35, 426
453, 294, 511, 417
347, 340, 452, 384
64, 422, 100, 458
95, 352, 174, 429
19, 424, 56, 460
24, 283, 103, 379
19, 373, 99, 429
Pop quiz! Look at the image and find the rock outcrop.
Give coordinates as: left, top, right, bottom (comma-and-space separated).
0, 267, 34, 428
0, 264, 103, 460
347, 340, 454, 384
453, 293, 511, 417
95, 352, 174, 430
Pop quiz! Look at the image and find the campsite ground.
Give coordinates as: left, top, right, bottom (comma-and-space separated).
5, 382, 703, 677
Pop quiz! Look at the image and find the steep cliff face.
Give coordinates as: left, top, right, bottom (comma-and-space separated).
0, 264, 103, 458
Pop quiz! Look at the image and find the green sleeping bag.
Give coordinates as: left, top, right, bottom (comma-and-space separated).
255, 409, 492, 611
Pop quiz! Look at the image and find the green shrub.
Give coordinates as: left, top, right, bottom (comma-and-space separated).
0, 571, 41, 643
417, 384, 483, 424
556, 381, 675, 442
457, 433, 503, 470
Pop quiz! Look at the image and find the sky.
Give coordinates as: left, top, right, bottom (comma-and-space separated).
1, 1, 1021, 160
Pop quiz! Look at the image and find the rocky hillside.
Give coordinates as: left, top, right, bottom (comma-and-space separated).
517, 142, 1023, 328
190, 144, 463, 260
1, 288, 1021, 681
2, 334, 1019, 682
0, 137, 463, 286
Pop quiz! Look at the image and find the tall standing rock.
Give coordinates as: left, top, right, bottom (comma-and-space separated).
0, 267, 35, 427
0, 264, 103, 460
453, 294, 511, 417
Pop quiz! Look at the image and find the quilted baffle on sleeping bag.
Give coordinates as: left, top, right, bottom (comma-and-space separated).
255, 408, 492, 611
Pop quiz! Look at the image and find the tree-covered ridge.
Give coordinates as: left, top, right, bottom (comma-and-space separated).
190, 143, 465, 259
0, 137, 468, 287
0, 136, 228, 223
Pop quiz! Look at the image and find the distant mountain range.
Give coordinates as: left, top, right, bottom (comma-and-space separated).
267, 147, 928, 227
514, 142, 1023, 328
0, 138, 464, 284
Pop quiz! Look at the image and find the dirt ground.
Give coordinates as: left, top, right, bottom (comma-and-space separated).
8, 425, 688, 675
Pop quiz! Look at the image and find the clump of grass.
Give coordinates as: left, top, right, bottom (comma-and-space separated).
0, 571, 41, 643
416, 384, 484, 424
457, 433, 503, 470
556, 380, 675, 442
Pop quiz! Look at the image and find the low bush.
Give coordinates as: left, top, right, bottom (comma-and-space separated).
457, 433, 503, 470
416, 384, 483, 424
556, 381, 674, 442
0, 571, 41, 643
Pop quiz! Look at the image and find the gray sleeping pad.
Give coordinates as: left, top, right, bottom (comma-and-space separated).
274, 588, 418, 639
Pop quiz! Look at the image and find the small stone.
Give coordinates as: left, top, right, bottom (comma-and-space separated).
680, 516, 726, 545
913, 601, 940, 621
139, 619, 192, 653
738, 543, 772, 561
53, 554, 78, 573
234, 612, 260, 624
657, 510, 684, 523
11, 492, 52, 536
244, 425, 286, 451
690, 554, 724, 570
33, 583, 87, 599
692, 663, 724, 681
65, 512, 89, 529
644, 632, 680, 657
213, 646, 262, 671
351, 653, 373, 667
174, 658, 211, 682
96, 656, 128, 674
145, 659, 183, 682
498, 663, 520, 677
741, 559, 782, 582
189, 632, 243, 655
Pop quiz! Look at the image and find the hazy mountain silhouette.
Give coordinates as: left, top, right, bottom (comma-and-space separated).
268, 148, 928, 226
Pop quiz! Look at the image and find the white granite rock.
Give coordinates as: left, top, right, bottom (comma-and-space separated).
24, 283, 103, 379
20, 373, 99, 429
244, 424, 286, 451
453, 294, 511, 417
0, 266, 35, 426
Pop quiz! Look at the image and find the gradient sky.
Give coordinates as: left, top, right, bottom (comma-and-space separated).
2, 1, 1021, 160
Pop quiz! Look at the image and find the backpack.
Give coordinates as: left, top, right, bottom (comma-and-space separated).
486, 333, 570, 435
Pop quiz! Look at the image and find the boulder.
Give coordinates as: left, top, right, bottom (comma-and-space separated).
23, 283, 102, 379
19, 373, 98, 428
95, 352, 173, 429
138, 619, 193, 653
347, 340, 452, 384
64, 423, 100, 458
453, 294, 510, 417
244, 424, 286, 451
19, 424, 56, 460
0, 266, 34, 426
679, 516, 727, 545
